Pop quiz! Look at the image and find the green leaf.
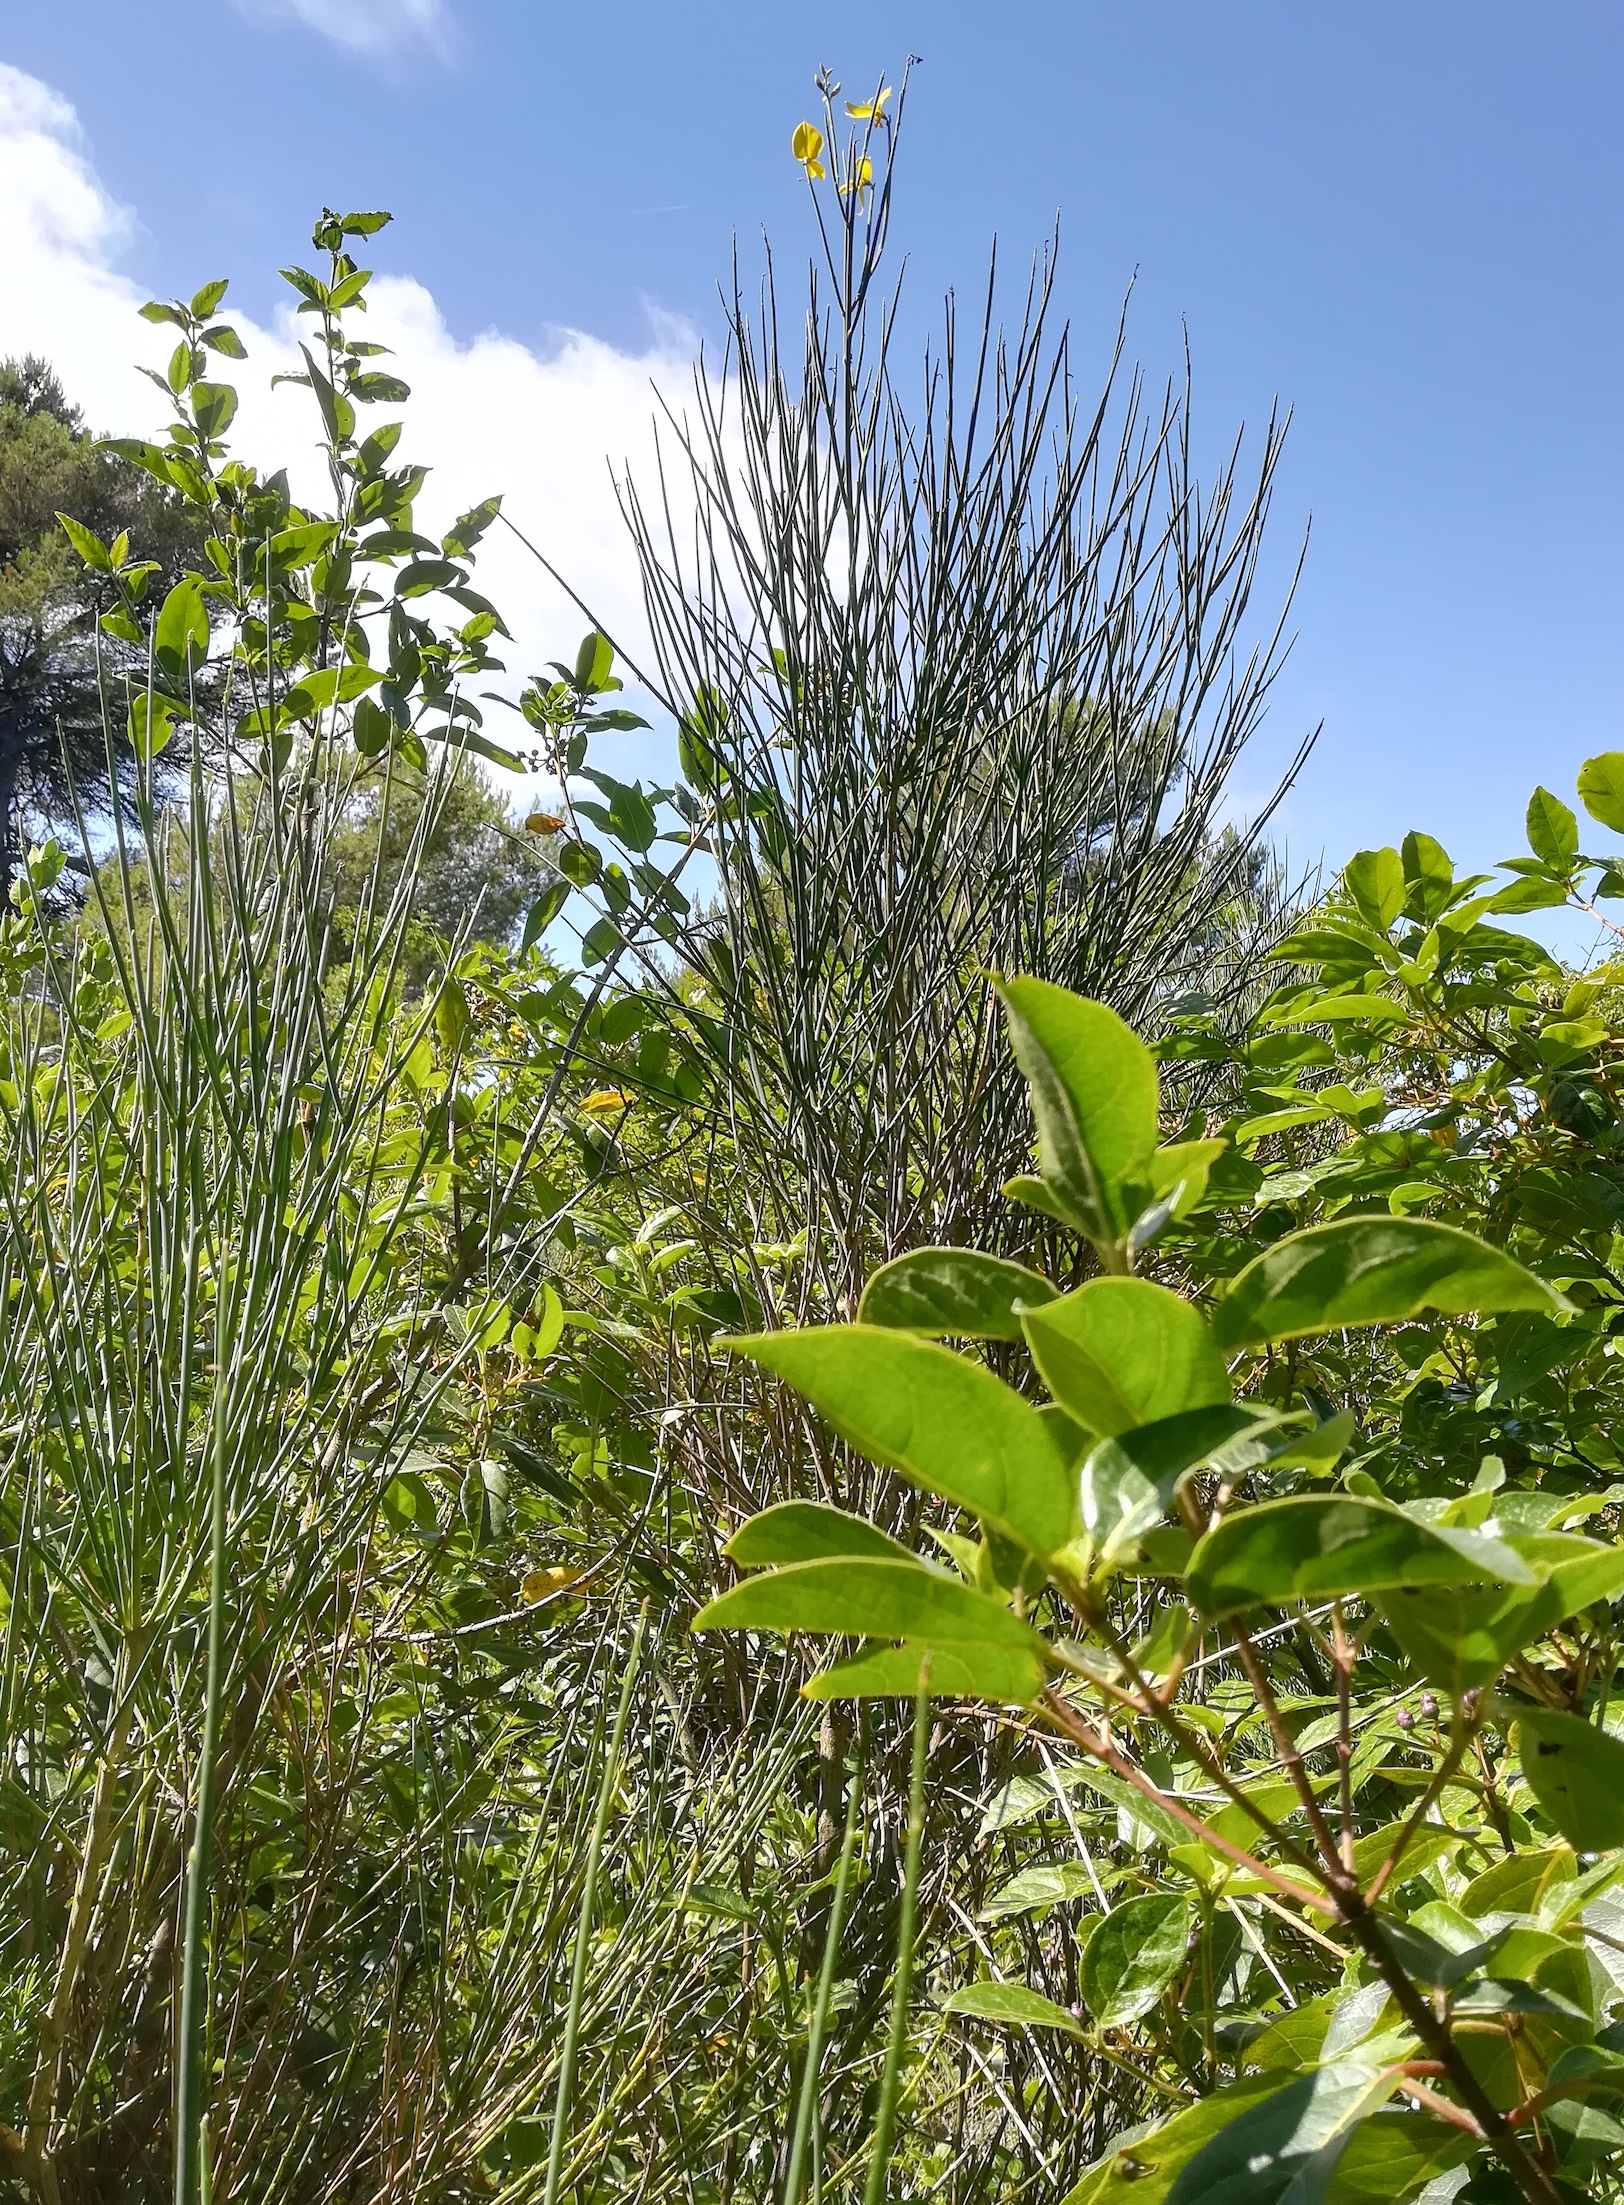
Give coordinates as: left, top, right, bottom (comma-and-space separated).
1266, 994, 1411, 1027
945, 1981, 1084, 2035
1060, 1765, 1192, 1851
202, 325, 248, 359
1378, 1533, 1624, 1694
1165, 2059, 1401, 2205
350, 370, 410, 404
128, 693, 178, 763
1490, 875, 1570, 914
1063, 2074, 1286, 2205
725, 1500, 915, 1567
980, 1860, 1101, 1919
726, 1327, 1076, 1554
1577, 752, 1624, 835
1189, 1496, 1532, 1620
56, 513, 111, 571
442, 495, 502, 556
691, 1556, 1048, 1652
806, 1640, 1045, 1703
1318, 2115, 1469, 2205
520, 881, 569, 952
153, 576, 209, 680
574, 629, 615, 691
1021, 1279, 1230, 1436
190, 278, 229, 316
191, 381, 237, 439
1511, 1705, 1624, 1849
1527, 786, 1580, 871
1212, 1218, 1567, 1350
1080, 1894, 1191, 2025
1343, 847, 1404, 930
1401, 830, 1458, 922
396, 558, 463, 598
996, 977, 1159, 1239
857, 1248, 1057, 1338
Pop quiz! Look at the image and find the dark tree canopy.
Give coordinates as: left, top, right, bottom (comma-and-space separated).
0, 355, 201, 896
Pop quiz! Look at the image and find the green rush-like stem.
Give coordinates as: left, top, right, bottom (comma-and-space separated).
784, 1719, 867, 2205
542, 1605, 647, 2205
862, 1672, 931, 2205
174, 1356, 230, 2205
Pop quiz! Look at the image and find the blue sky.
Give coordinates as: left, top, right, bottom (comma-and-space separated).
4, 0, 1622, 886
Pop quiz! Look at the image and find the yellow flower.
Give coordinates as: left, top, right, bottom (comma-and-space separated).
792, 121, 826, 179
838, 154, 874, 197
844, 86, 892, 121
522, 1565, 585, 1604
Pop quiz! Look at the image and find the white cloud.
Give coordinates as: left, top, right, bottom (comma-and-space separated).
232, 0, 453, 57
0, 61, 702, 786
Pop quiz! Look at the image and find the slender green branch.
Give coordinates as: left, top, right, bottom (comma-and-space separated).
543, 1606, 647, 2205
785, 1720, 867, 2205
862, 1675, 931, 2205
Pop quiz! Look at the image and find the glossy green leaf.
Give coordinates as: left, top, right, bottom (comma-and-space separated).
1320, 2116, 1470, 2205
1578, 752, 1624, 835
1079, 1894, 1190, 2025
1343, 846, 1404, 930
945, 1981, 1083, 2035
56, 512, 111, 571
1512, 1705, 1624, 1849
803, 1639, 1045, 1703
1212, 1217, 1566, 1350
1022, 1279, 1230, 1436
1074, 1410, 1269, 1563
996, 977, 1159, 1238
980, 1860, 1101, 1919
857, 1247, 1057, 1338
692, 1556, 1048, 1651
1379, 1533, 1624, 1694
1527, 786, 1580, 872
1165, 2059, 1401, 2205
725, 1500, 915, 1567
128, 693, 178, 762
153, 576, 209, 679
1063, 2074, 1286, 2205
191, 381, 237, 440
574, 629, 615, 690
727, 1326, 1075, 1553
1401, 830, 1458, 921
520, 881, 569, 952
1189, 1496, 1531, 1620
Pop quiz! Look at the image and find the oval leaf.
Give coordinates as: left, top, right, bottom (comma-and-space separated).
945, 1981, 1084, 2035
1080, 1893, 1191, 2026
1189, 1496, 1532, 1620
996, 978, 1159, 1238
1022, 1279, 1230, 1437
727, 1327, 1075, 1554
1578, 752, 1624, 835
1212, 1218, 1567, 1351
725, 1500, 915, 1568
692, 1556, 1048, 1652
1513, 1705, 1624, 1850
858, 1247, 1057, 1338
805, 1640, 1045, 1704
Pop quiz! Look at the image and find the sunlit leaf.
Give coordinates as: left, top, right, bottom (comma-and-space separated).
1212, 1217, 1567, 1350
1022, 1279, 1230, 1436
726, 1326, 1075, 1553
857, 1247, 1057, 1338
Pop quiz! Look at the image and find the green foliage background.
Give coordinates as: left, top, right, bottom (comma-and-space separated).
4, 80, 1624, 2205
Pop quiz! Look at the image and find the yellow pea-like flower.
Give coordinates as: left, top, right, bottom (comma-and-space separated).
792, 121, 826, 178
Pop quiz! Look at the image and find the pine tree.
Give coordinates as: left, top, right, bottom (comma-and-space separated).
0, 356, 200, 898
